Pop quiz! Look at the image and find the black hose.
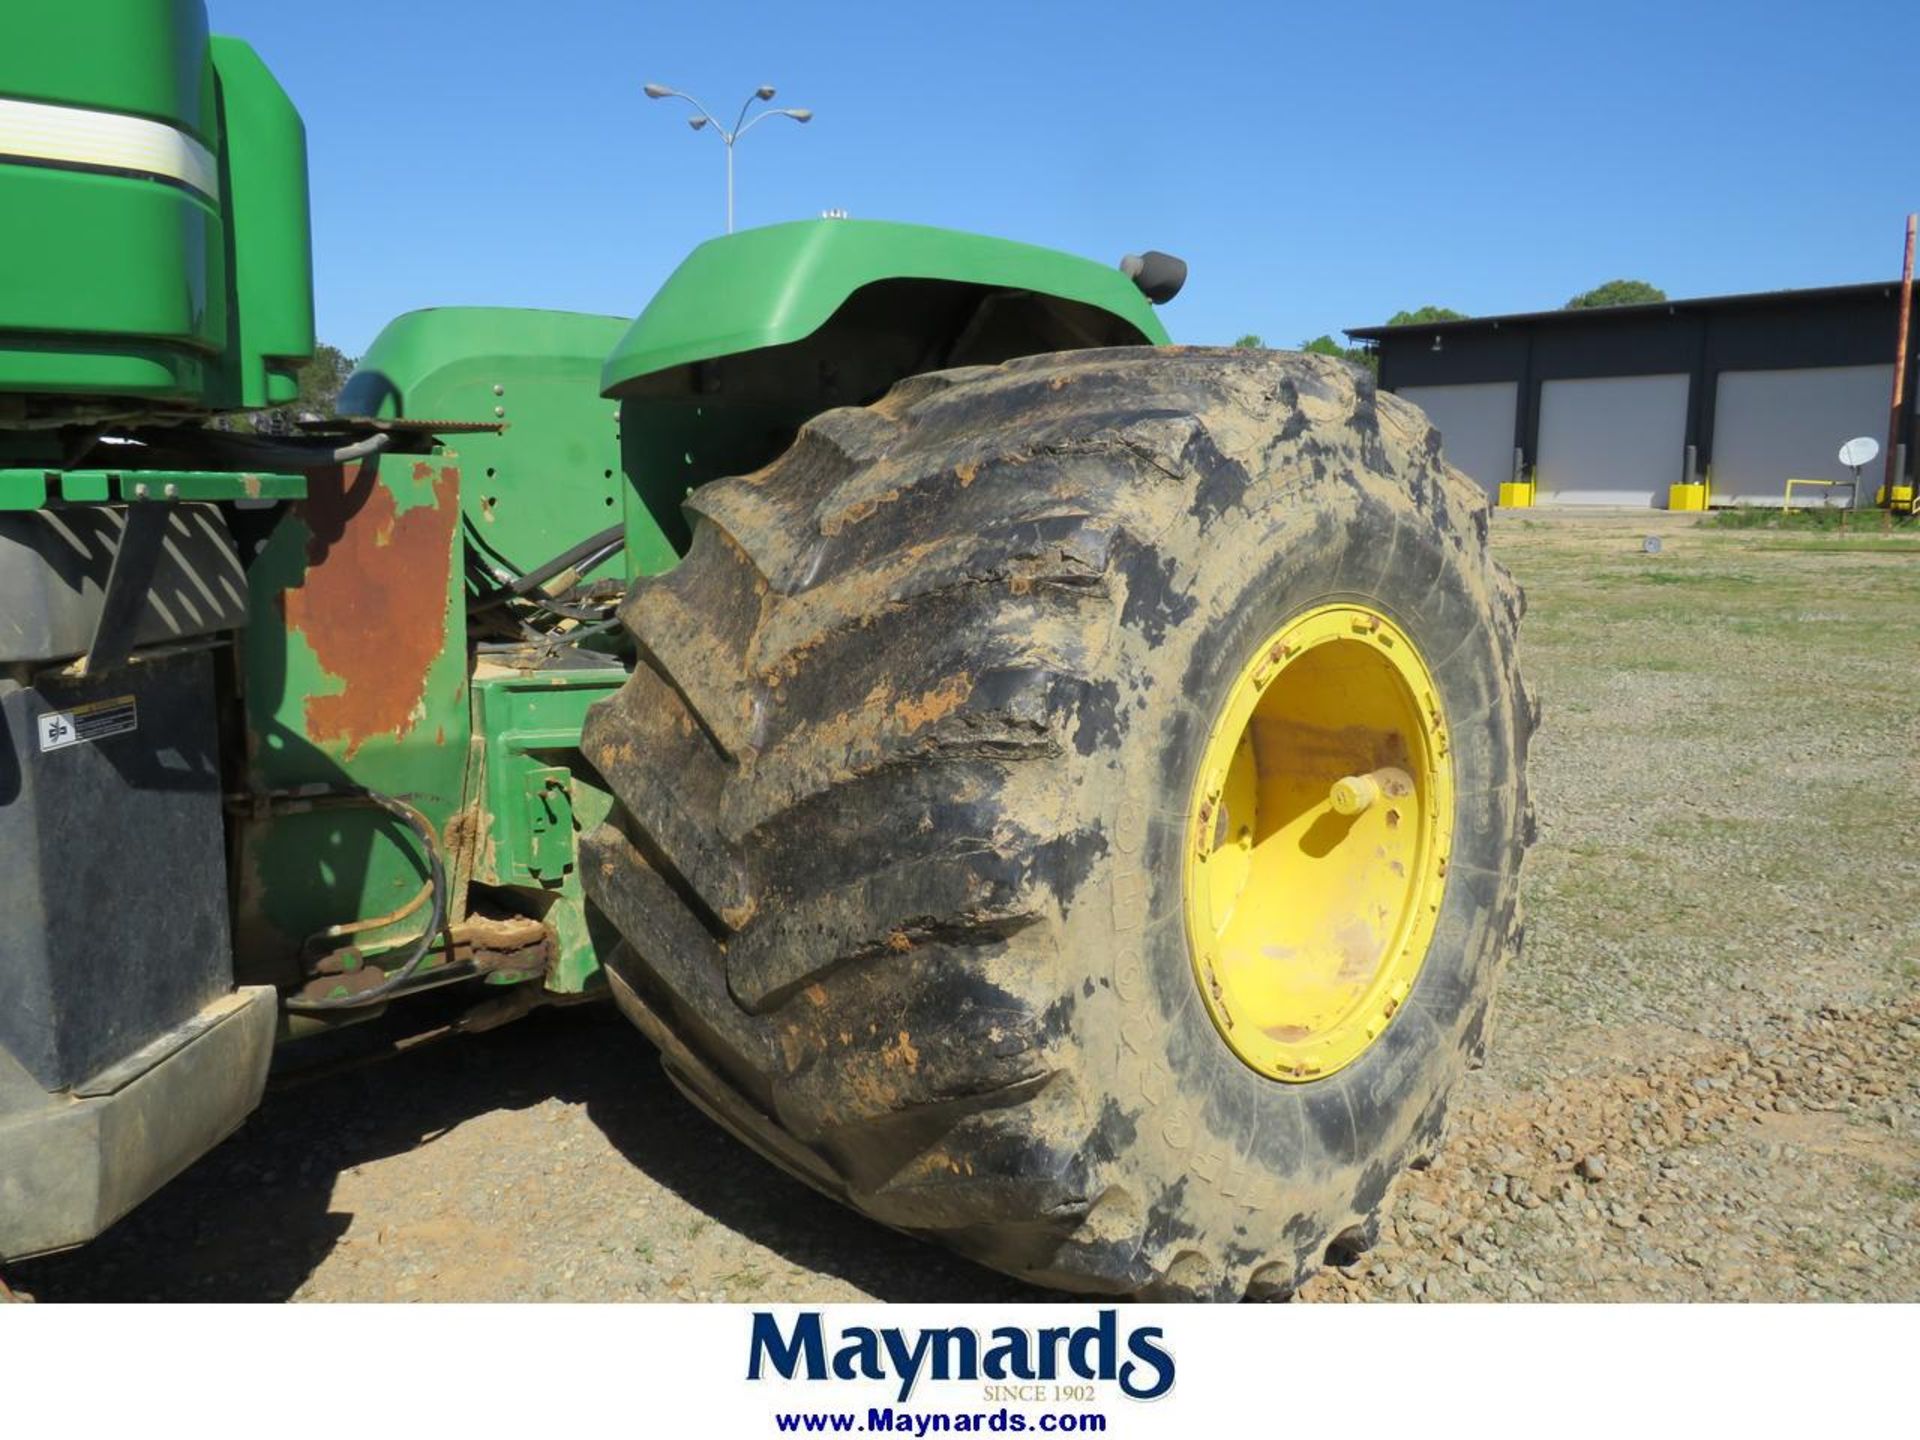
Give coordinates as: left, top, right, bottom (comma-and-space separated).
252, 784, 452, 1013
198, 429, 394, 471
467, 522, 627, 621
507, 590, 611, 623
514, 522, 625, 594
504, 522, 625, 597
475, 617, 623, 656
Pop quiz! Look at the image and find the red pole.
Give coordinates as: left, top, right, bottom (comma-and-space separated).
1886, 213, 1916, 508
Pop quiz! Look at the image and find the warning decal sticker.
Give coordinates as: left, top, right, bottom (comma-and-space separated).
37, 695, 138, 753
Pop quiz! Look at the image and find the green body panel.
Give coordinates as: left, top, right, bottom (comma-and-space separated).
601, 219, 1168, 394
0, 336, 212, 406
338, 309, 663, 580
471, 670, 624, 992
231, 450, 473, 989
207, 37, 315, 410
0, 167, 225, 387
0, 0, 217, 139
0, 9, 312, 408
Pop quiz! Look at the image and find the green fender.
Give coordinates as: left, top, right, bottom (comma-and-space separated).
601, 218, 1170, 394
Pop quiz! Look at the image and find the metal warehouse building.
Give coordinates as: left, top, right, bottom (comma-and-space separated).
1346, 283, 1918, 510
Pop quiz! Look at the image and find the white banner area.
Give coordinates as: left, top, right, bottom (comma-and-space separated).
1, 1301, 1909, 1436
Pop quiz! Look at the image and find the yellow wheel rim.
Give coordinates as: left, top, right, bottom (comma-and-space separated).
1183, 603, 1454, 1082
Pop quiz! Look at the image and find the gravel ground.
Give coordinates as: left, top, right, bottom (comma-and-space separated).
13, 509, 1919, 1303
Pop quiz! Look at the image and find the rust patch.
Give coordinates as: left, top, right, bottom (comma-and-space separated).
283, 460, 457, 758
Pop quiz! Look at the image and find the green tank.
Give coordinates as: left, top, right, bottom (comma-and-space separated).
0, 0, 313, 416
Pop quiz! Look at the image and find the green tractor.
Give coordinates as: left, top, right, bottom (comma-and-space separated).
0, 0, 1532, 1299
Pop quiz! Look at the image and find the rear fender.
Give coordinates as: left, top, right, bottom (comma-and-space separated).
602, 219, 1170, 557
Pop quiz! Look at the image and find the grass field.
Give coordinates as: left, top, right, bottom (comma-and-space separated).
1495, 510, 1920, 1075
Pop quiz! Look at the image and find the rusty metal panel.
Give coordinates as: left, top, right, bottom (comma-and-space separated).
230, 450, 473, 987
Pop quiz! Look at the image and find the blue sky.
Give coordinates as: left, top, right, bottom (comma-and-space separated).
211, 0, 1920, 357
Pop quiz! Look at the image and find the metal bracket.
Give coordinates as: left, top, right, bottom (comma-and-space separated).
78, 500, 168, 676
522, 767, 575, 882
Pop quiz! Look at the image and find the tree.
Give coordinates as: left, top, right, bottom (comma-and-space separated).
247, 342, 354, 434
1298, 334, 1380, 378
1386, 305, 1468, 326
294, 342, 354, 413
1232, 333, 1264, 349
1565, 279, 1665, 310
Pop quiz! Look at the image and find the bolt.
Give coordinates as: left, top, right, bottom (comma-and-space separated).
492, 383, 505, 396
132, 482, 149, 499
493, 405, 506, 418
163, 482, 178, 499
1329, 774, 1380, 816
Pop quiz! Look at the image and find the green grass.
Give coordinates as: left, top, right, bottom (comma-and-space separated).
1701, 506, 1914, 532
1484, 513, 1920, 1078
1587, 568, 1761, 588
1745, 540, 1920, 554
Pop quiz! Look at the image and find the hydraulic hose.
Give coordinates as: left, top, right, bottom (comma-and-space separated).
508, 522, 626, 596
469, 522, 627, 617
236, 783, 452, 1012
197, 429, 394, 471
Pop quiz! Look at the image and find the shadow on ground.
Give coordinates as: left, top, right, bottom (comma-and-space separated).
10, 1004, 1053, 1303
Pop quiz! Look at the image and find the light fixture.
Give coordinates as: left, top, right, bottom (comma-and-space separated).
642, 82, 815, 233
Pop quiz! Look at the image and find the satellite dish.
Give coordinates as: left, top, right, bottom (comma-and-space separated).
1838, 436, 1880, 469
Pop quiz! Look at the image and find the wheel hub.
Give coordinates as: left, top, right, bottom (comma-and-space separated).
1183, 603, 1454, 1081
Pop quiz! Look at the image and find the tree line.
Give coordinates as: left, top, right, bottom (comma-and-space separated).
1235, 279, 1668, 373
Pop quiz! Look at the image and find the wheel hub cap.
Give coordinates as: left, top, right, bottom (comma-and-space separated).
1183, 603, 1454, 1081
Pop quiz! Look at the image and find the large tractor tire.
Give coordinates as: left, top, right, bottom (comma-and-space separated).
580, 347, 1533, 1300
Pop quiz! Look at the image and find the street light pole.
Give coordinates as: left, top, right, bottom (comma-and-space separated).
643, 82, 813, 234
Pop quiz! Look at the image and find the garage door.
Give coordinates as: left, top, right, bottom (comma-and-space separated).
1711, 365, 1893, 507
1397, 382, 1517, 502
1536, 374, 1689, 506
